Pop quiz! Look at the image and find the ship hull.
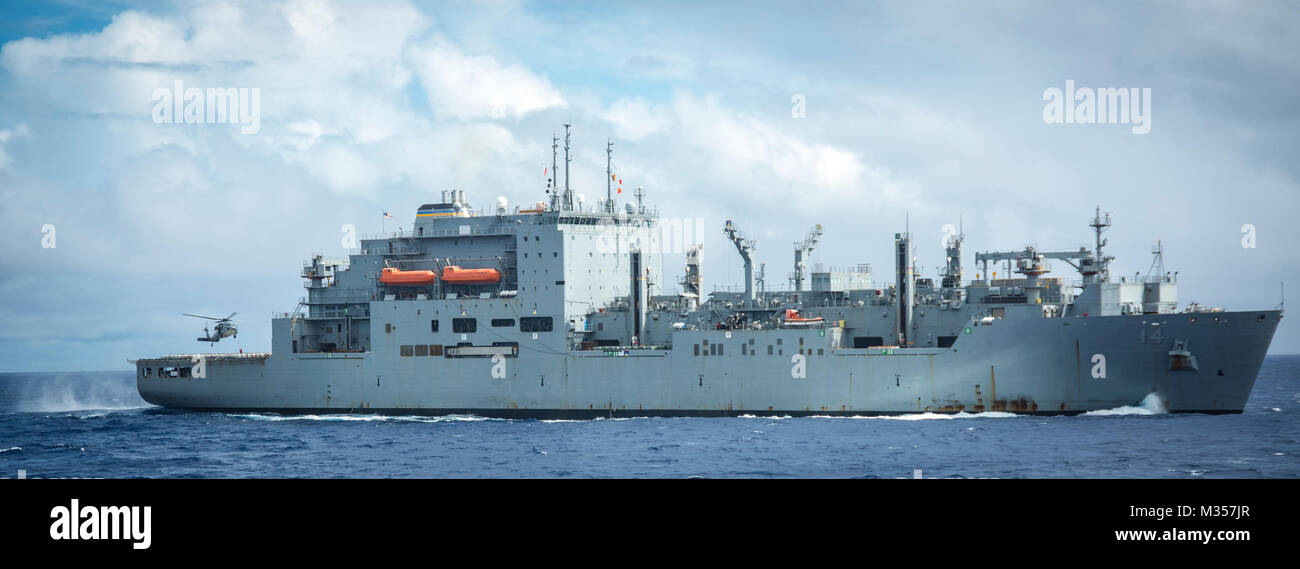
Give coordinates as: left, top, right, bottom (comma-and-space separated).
137, 310, 1281, 417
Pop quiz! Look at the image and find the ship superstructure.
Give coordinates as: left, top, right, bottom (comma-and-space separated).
138, 131, 1282, 416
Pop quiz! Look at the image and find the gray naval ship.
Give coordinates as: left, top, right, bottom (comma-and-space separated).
138, 128, 1282, 417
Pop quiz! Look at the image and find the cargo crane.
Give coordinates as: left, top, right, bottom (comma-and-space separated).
974, 209, 1115, 287
723, 220, 756, 304
680, 244, 703, 310
975, 246, 1094, 282
792, 224, 823, 292
975, 246, 1096, 281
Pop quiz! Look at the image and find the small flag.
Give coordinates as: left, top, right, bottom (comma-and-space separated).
544, 167, 548, 176
384, 211, 393, 218
611, 174, 616, 181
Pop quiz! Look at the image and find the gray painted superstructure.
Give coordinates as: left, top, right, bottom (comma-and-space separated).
137, 164, 1282, 416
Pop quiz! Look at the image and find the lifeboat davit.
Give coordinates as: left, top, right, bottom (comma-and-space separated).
379, 267, 439, 286
441, 265, 501, 284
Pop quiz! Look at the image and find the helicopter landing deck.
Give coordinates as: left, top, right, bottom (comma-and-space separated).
137, 353, 269, 374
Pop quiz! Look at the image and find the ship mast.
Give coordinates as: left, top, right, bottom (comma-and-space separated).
549, 133, 559, 211
1090, 206, 1113, 282
606, 139, 615, 214
563, 124, 573, 211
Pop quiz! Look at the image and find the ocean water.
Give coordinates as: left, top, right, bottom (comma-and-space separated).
1, 357, 1297, 478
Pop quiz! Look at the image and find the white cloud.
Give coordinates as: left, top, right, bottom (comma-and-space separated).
284, 119, 327, 150
602, 97, 671, 140
0, 123, 30, 170
668, 93, 886, 204
283, 0, 337, 44
405, 36, 566, 120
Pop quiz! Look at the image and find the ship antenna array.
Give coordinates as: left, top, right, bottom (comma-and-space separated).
563, 123, 573, 211
606, 139, 615, 213
1090, 205, 1113, 281
1145, 240, 1165, 283
549, 133, 559, 210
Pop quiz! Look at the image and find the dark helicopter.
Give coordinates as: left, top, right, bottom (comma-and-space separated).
185, 313, 238, 344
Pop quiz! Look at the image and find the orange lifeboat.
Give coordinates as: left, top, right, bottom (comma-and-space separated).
782, 309, 824, 326
379, 267, 439, 286
441, 265, 501, 284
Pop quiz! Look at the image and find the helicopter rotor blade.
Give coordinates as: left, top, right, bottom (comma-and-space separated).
183, 313, 222, 320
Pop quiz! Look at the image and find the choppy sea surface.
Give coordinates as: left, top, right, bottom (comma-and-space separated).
1, 356, 1296, 478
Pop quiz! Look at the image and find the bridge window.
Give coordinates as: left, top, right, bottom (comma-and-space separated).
431, 320, 439, 332
143, 367, 152, 378
491, 318, 516, 328
453, 318, 477, 333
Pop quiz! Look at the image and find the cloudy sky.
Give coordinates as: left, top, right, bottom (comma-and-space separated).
1, 0, 1297, 371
